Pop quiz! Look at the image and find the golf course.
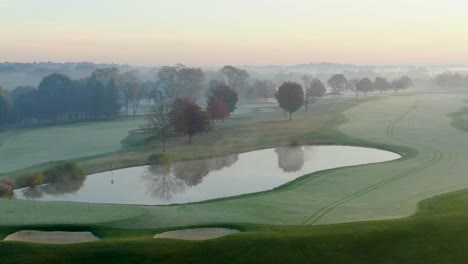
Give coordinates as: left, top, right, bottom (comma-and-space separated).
3, 88, 468, 263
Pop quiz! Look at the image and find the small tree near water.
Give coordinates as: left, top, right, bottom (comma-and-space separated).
141, 98, 174, 152
170, 98, 210, 143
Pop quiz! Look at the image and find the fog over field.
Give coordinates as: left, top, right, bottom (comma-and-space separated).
1, 61, 467, 90
2, 1, 468, 263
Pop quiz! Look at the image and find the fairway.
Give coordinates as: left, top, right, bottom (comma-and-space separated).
0, 117, 144, 173
2, 90, 468, 230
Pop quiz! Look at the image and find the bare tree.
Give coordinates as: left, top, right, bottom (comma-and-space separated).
220, 66, 250, 103
140, 98, 174, 152
156, 65, 205, 101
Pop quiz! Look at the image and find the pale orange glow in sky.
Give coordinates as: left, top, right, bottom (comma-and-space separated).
1, 0, 468, 66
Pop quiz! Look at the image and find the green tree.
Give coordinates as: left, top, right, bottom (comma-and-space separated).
375, 77, 390, 93
275, 82, 304, 120
327, 74, 347, 94
304, 79, 326, 112
356, 78, 374, 96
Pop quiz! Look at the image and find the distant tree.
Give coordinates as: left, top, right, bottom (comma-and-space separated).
13, 88, 39, 124
301, 74, 313, 93
94, 67, 119, 84
0, 87, 12, 124
327, 74, 347, 94
355, 78, 374, 96
304, 79, 326, 111
156, 65, 180, 98
118, 71, 140, 117
206, 96, 229, 127
400, 76, 413, 89
220, 66, 249, 103
375, 77, 390, 93
141, 98, 174, 152
211, 84, 238, 113
348, 79, 359, 96
391, 76, 413, 93
345, 81, 355, 92
435, 72, 468, 88
38, 73, 73, 123
11, 86, 35, 104
170, 98, 210, 143
208, 80, 225, 91
275, 82, 304, 120
254, 80, 276, 102
178, 67, 205, 100
156, 65, 205, 100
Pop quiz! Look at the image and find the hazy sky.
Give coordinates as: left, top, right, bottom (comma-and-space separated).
1, 0, 468, 66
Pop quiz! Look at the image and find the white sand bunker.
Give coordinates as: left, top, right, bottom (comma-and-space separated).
4, 230, 99, 244
154, 228, 239, 240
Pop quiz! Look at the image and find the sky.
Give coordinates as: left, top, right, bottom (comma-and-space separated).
1, 0, 468, 66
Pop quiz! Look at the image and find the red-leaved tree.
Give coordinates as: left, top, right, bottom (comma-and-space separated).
170, 98, 210, 143
275, 82, 304, 120
211, 85, 238, 113
206, 96, 229, 127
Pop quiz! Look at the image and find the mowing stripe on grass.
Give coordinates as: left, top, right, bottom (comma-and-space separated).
301, 103, 444, 225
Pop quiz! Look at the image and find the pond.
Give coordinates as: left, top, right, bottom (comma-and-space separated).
14, 146, 401, 205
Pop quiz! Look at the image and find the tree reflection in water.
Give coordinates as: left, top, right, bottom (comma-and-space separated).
275, 146, 305, 172
21, 179, 85, 199
41, 179, 85, 196
142, 154, 239, 200
22, 187, 43, 199
142, 161, 186, 200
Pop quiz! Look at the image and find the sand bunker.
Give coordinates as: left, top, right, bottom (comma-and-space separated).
4, 230, 99, 244
154, 228, 239, 240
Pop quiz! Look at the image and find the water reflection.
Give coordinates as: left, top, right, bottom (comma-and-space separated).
41, 179, 85, 196
142, 154, 239, 200
275, 146, 305, 172
22, 179, 85, 198
13, 146, 401, 205
142, 161, 186, 200
22, 187, 43, 199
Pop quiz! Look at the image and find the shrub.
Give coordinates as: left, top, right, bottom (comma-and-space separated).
0, 178, 15, 197
43, 162, 85, 183
20, 172, 45, 188
148, 153, 172, 165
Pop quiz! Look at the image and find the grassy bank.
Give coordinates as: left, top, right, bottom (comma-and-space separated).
2, 188, 468, 264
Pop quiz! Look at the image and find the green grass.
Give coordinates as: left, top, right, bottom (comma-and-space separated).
3, 189, 468, 263
3, 90, 468, 262
0, 117, 145, 174
3, 91, 468, 229
449, 99, 468, 133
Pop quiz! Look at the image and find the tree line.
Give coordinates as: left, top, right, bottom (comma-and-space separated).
274, 75, 413, 120
0, 62, 414, 128
435, 72, 468, 88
